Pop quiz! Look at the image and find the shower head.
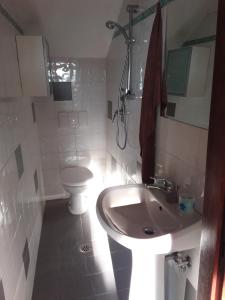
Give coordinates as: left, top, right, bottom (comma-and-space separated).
105, 20, 130, 43
105, 20, 115, 30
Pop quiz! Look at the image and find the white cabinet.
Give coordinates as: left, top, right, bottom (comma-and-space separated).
187, 46, 210, 97
0, 14, 22, 98
166, 46, 210, 97
16, 35, 51, 97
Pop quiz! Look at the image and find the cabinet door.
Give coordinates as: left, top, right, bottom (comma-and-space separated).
0, 14, 22, 98
166, 47, 192, 96
16, 36, 50, 97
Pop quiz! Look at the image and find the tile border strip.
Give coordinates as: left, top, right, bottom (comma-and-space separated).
113, 0, 175, 38
113, 0, 217, 45
182, 35, 216, 47
0, 3, 23, 34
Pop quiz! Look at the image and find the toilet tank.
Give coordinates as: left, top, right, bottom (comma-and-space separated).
61, 153, 91, 168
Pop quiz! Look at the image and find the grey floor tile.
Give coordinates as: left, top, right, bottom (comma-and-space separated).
84, 254, 113, 275
91, 271, 117, 295
36, 254, 60, 276
60, 255, 88, 278
38, 236, 60, 256
114, 268, 131, 291
32, 290, 61, 300
59, 236, 82, 260
78, 296, 96, 300
32, 199, 132, 300
80, 212, 92, 241
94, 292, 118, 300
107, 236, 128, 254
32, 272, 61, 300
117, 289, 130, 300
111, 251, 132, 271
59, 273, 94, 299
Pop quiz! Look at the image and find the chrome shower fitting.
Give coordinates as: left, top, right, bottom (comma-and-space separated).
126, 4, 139, 13
167, 252, 192, 273
105, 4, 139, 96
106, 4, 138, 150
105, 21, 130, 43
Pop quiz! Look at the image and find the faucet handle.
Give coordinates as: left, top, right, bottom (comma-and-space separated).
149, 177, 177, 192
149, 177, 167, 188
165, 180, 176, 191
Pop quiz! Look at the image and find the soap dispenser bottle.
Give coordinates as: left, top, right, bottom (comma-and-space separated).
179, 180, 195, 213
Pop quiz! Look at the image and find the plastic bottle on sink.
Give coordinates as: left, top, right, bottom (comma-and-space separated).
179, 180, 195, 213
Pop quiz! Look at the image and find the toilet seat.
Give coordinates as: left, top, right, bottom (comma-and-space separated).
61, 166, 93, 187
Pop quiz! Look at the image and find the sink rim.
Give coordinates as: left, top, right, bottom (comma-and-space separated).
96, 184, 202, 253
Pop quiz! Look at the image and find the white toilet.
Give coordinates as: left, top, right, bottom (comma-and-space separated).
61, 166, 93, 215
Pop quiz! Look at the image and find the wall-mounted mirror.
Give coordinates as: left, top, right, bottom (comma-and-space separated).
165, 0, 218, 129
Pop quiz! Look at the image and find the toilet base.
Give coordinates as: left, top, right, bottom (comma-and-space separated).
68, 191, 88, 215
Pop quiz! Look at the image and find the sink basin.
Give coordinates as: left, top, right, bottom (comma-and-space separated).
96, 184, 201, 254
97, 184, 202, 300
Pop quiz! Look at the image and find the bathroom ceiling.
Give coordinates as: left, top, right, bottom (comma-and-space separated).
1, 0, 123, 58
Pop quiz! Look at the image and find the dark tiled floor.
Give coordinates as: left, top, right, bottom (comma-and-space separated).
32, 199, 132, 300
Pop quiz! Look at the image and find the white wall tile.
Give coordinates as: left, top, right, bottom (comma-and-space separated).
0, 87, 43, 300
0, 97, 43, 300
78, 110, 88, 127
40, 136, 59, 154
58, 134, 76, 153
36, 59, 107, 199
58, 111, 70, 128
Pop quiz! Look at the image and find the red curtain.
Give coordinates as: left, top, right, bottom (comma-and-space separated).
139, 2, 166, 183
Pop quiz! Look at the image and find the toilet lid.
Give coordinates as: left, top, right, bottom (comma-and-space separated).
61, 166, 93, 187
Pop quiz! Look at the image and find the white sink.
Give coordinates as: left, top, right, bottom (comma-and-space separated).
97, 184, 201, 254
96, 184, 202, 300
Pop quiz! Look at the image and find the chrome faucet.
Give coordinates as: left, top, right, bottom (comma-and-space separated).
145, 177, 179, 203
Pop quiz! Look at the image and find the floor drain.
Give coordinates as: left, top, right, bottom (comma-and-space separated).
79, 244, 93, 256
